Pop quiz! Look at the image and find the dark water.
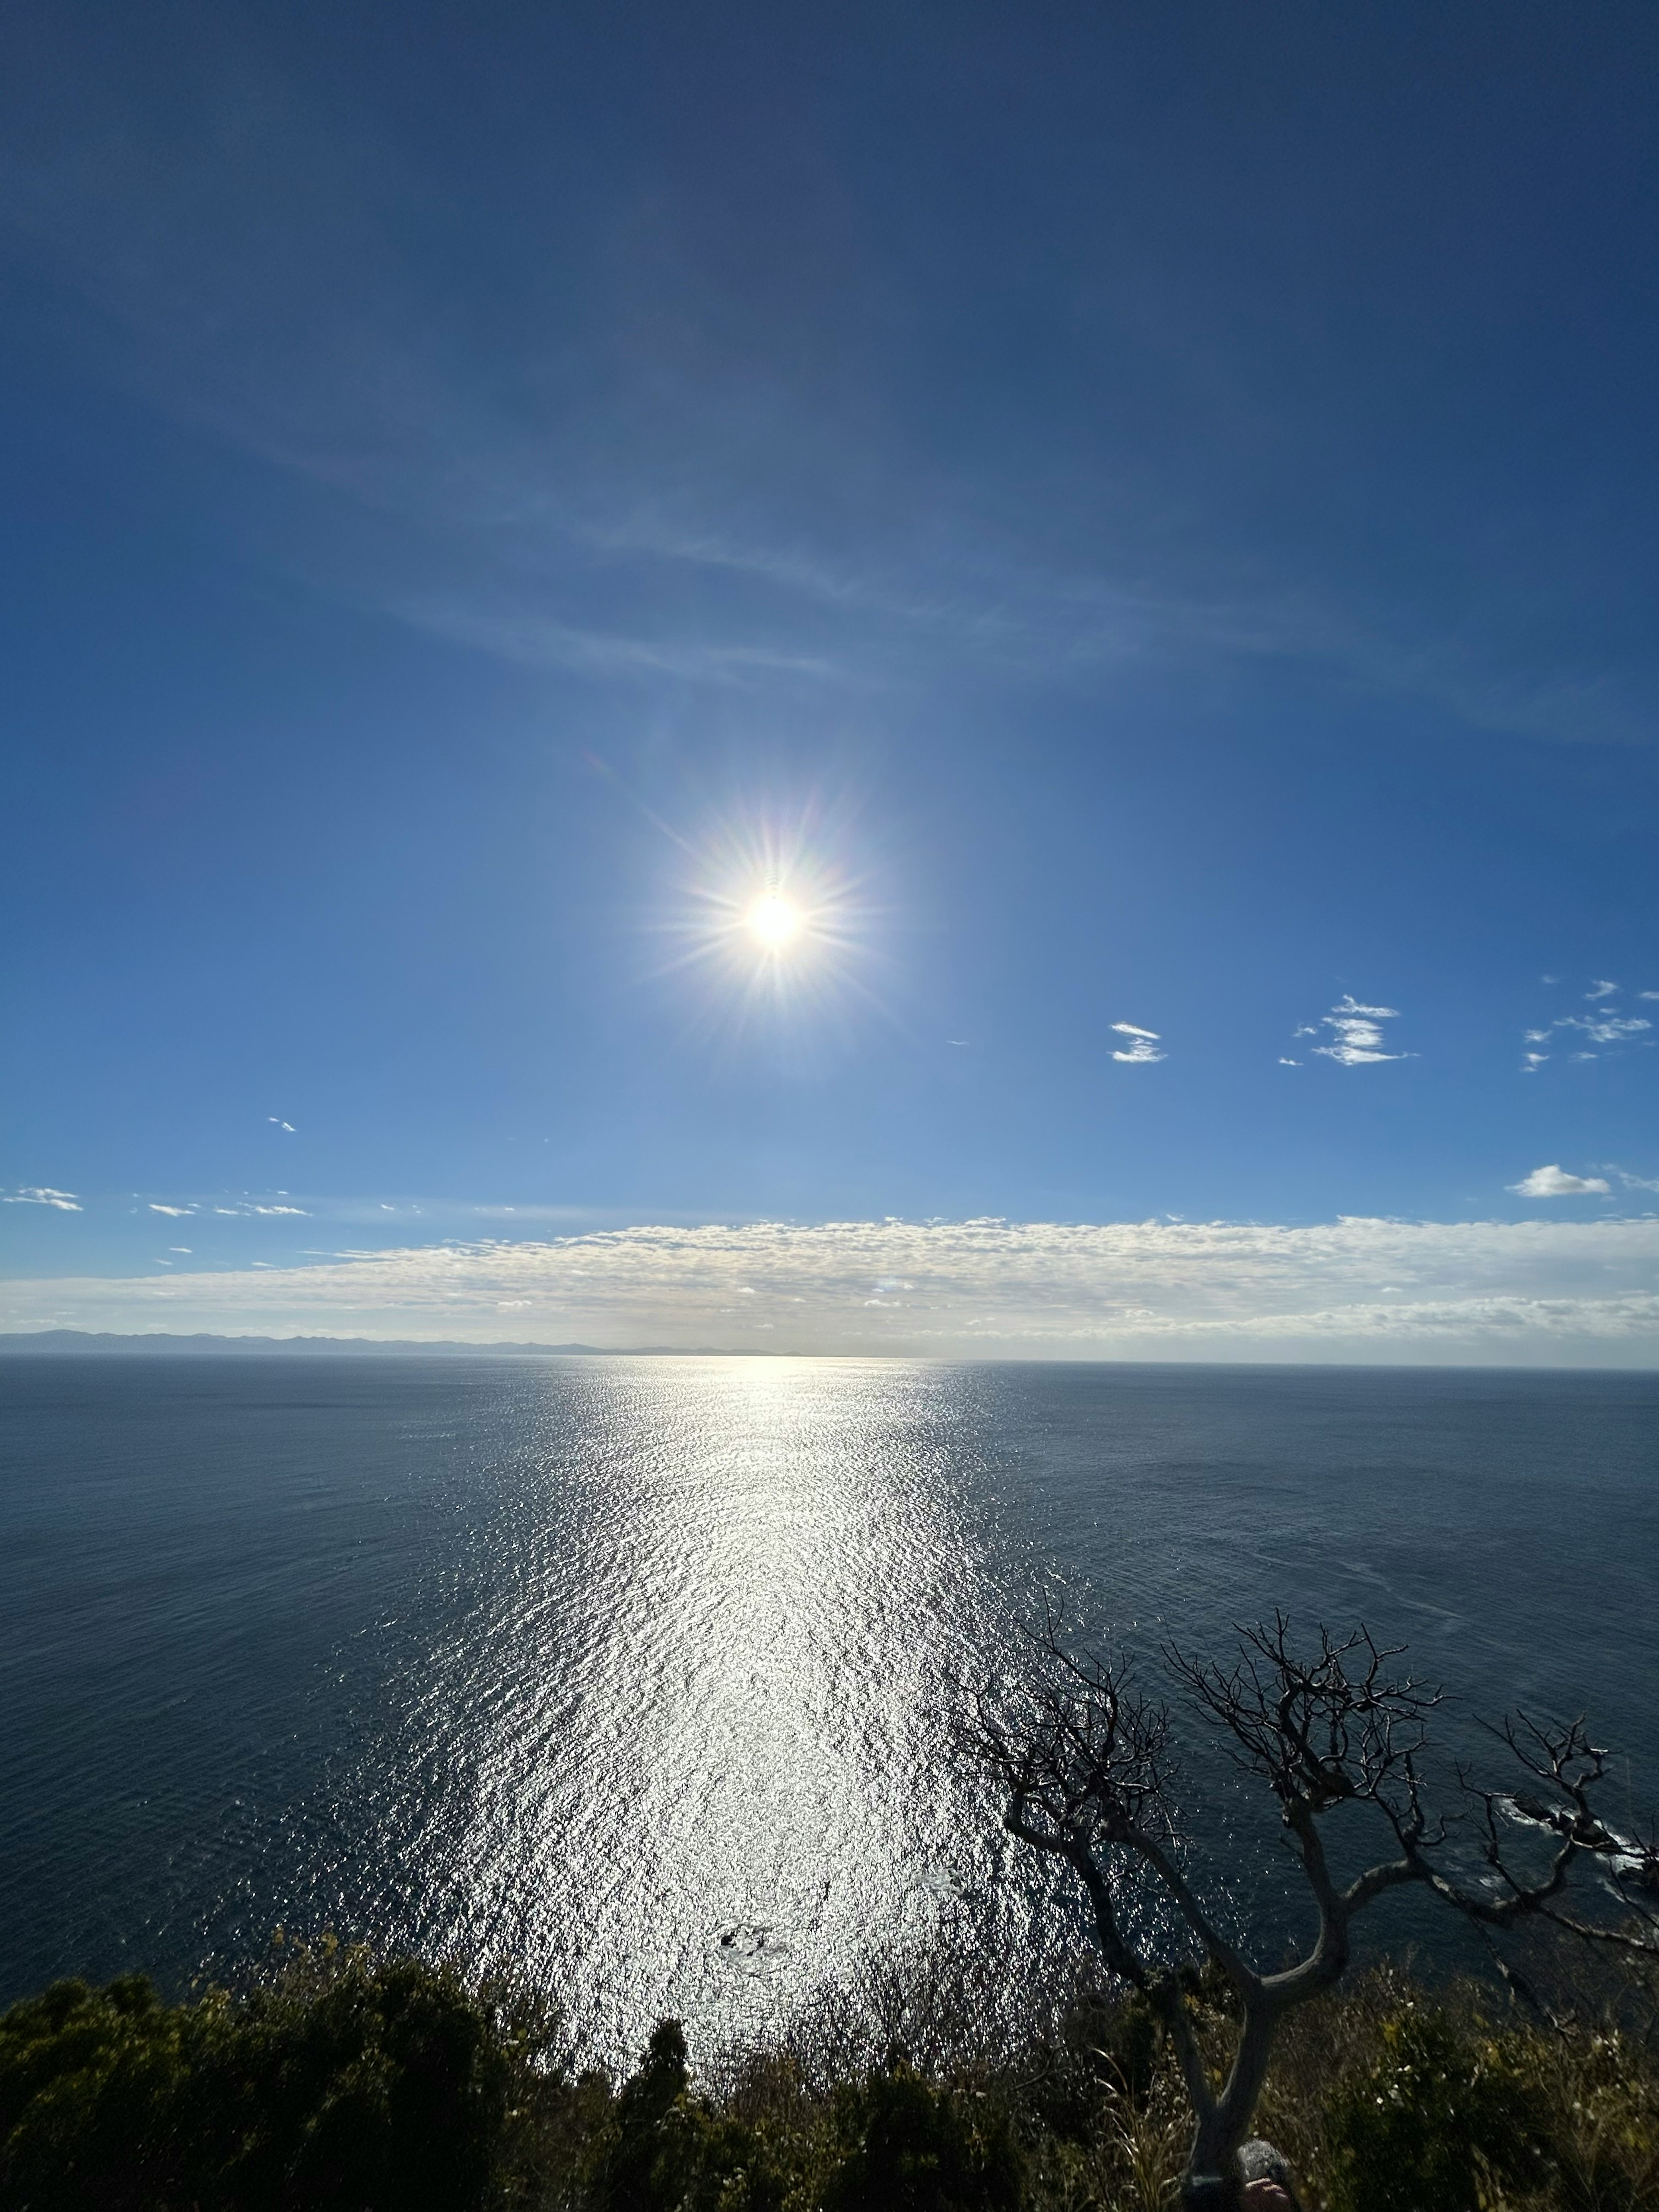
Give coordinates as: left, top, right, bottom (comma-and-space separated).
1, 1355, 1656, 2053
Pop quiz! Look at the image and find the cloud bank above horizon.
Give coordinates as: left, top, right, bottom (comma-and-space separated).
6, 1214, 1657, 1366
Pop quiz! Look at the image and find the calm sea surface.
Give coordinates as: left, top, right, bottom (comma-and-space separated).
2, 1356, 1656, 2053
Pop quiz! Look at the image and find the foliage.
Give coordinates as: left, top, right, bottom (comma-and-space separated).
1324, 2002, 1542, 2212
1023, 1992, 1160, 2145
1498, 2020, 1659, 2212
584, 2019, 791, 2212
818, 2057, 1024, 2212
0, 1944, 557, 2212
4, 1945, 1659, 2210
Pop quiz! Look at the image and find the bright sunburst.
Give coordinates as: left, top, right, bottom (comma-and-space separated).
745, 890, 803, 949
652, 803, 878, 1038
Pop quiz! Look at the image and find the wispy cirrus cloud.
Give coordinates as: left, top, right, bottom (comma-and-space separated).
1, 16, 1649, 751
1520, 978, 1653, 1068
196, 1199, 313, 1217
1599, 1165, 1659, 1194
3, 1186, 81, 1210
1110, 1021, 1166, 1065
5, 1214, 1656, 1363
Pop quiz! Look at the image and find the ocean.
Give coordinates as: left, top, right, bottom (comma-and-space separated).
2, 1354, 1656, 2056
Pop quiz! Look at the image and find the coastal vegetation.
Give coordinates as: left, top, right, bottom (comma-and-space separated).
3, 1944, 1657, 2212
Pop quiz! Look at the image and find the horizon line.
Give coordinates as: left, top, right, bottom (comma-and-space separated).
3, 1327, 1656, 1375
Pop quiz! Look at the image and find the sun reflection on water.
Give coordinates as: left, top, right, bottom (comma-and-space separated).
377, 1358, 1042, 2056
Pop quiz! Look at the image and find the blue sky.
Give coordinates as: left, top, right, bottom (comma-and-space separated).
3, 0, 1658, 1357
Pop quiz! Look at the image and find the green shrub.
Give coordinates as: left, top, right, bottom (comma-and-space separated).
1509, 2022, 1659, 2212
0, 1974, 196, 2211
0, 1951, 531, 2212
1024, 1990, 1159, 2147
585, 2021, 789, 2212
1324, 2002, 1543, 2212
820, 2058, 1025, 2212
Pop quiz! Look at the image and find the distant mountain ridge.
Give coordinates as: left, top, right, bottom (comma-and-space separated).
0, 1330, 760, 1357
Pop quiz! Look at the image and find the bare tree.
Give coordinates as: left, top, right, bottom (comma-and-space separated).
975, 1605, 1657, 2212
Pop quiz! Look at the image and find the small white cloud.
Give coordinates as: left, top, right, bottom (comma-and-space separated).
1521, 1052, 1549, 1072
1111, 1021, 1166, 1065
3, 1186, 82, 1210
1309, 994, 1408, 1067
246, 1204, 308, 1216
149, 1203, 194, 1217
169, 1246, 192, 1254
1587, 980, 1619, 1001
269, 1118, 297, 1131
1278, 1057, 1300, 1066
1509, 1164, 1612, 1198
1642, 991, 1659, 1002
496, 1299, 532, 1309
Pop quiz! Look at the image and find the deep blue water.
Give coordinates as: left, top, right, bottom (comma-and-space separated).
1, 1355, 1656, 2053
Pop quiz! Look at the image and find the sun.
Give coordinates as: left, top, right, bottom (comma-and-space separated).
656, 809, 874, 1020
745, 890, 803, 948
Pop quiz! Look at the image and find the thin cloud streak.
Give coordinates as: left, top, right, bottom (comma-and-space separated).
5, 1215, 1657, 1364
1111, 1021, 1166, 1065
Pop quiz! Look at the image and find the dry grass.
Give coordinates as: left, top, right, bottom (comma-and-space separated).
667, 1948, 1659, 2212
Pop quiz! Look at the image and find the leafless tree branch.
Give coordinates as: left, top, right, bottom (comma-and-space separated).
976, 1607, 1654, 2211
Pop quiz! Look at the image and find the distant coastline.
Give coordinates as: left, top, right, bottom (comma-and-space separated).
0, 1329, 767, 1357
2, 1331, 1656, 1370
